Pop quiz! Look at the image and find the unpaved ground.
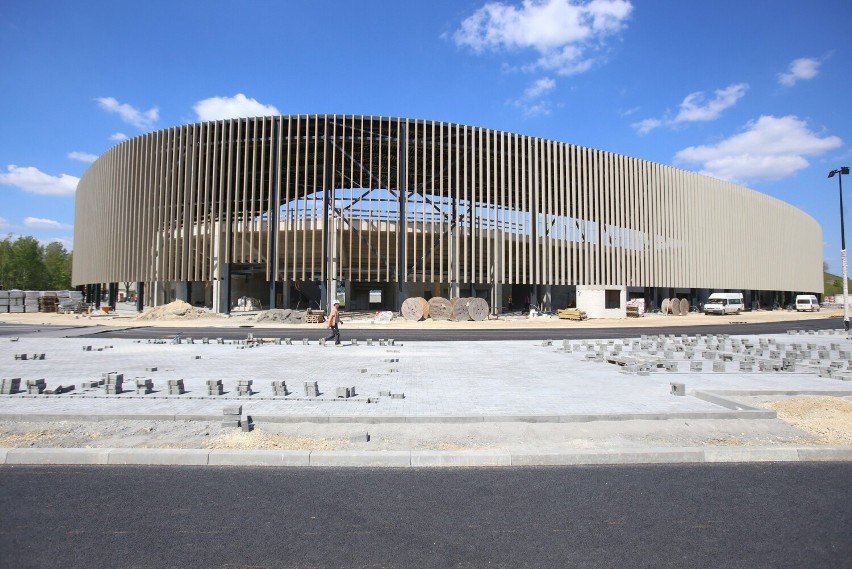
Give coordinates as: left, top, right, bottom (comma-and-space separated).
1, 396, 848, 451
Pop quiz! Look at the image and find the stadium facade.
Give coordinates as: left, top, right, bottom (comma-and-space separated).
72, 114, 823, 316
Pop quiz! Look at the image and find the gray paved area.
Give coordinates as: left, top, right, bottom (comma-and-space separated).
2, 328, 851, 465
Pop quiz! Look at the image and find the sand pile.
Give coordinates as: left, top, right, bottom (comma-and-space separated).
763, 396, 852, 445
254, 308, 305, 324
135, 300, 219, 321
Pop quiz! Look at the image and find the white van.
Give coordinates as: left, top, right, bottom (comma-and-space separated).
795, 295, 820, 312
704, 292, 744, 315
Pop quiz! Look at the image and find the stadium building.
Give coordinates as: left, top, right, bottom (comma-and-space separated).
72, 115, 823, 316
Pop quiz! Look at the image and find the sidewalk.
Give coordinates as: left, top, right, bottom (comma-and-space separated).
1, 317, 851, 466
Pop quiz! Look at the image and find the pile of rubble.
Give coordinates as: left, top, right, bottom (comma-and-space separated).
254, 309, 306, 324
135, 300, 220, 321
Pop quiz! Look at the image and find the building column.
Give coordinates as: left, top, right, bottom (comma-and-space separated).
211, 221, 230, 314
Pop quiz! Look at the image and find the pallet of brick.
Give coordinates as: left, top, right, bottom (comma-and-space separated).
207, 379, 223, 395
0, 291, 8, 313
24, 291, 39, 313
26, 379, 46, 394
103, 372, 124, 394
304, 381, 319, 396
271, 380, 288, 396
236, 379, 252, 396
135, 379, 154, 395
1, 377, 21, 394
167, 379, 185, 395
8, 290, 24, 313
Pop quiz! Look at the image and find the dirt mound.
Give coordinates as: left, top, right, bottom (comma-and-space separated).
255, 308, 305, 324
135, 300, 218, 321
763, 396, 852, 445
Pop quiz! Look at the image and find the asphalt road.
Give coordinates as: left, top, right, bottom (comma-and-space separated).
0, 317, 841, 341
1, 463, 849, 568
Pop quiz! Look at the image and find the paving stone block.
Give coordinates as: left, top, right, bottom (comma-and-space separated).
304, 381, 319, 397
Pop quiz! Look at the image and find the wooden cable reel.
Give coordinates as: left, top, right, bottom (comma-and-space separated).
427, 297, 453, 320
401, 297, 429, 321
451, 297, 471, 321
661, 298, 671, 314
467, 297, 490, 321
679, 298, 689, 316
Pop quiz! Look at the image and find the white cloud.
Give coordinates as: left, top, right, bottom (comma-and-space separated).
674, 84, 748, 123
523, 76, 556, 98
511, 77, 557, 116
193, 93, 281, 121
778, 57, 820, 87
38, 237, 73, 251
453, 0, 633, 75
24, 217, 72, 230
674, 115, 843, 182
633, 118, 662, 135
110, 132, 128, 141
0, 217, 8, 230
68, 151, 98, 163
0, 165, 79, 196
632, 83, 748, 134
96, 97, 159, 130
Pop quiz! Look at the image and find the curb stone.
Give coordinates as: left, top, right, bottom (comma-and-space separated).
0, 446, 850, 467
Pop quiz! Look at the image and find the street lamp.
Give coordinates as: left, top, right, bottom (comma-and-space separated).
829, 166, 851, 331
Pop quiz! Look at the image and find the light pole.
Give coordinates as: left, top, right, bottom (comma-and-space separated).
830, 166, 851, 331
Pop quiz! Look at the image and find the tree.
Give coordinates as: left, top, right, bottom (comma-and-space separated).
824, 261, 829, 272
43, 241, 72, 290
8, 236, 47, 290
0, 236, 12, 290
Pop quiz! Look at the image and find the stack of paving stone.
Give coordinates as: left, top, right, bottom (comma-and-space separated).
304, 381, 319, 396
167, 379, 185, 395
135, 379, 153, 395
0, 290, 9, 313
38, 291, 59, 313
207, 379, 223, 395
336, 386, 356, 398
103, 372, 123, 394
1, 377, 21, 394
26, 379, 46, 394
236, 379, 252, 396
24, 291, 39, 313
222, 405, 241, 428
8, 290, 24, 313
271, 380, 288, 396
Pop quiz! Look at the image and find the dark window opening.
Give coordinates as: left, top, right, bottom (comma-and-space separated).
605, 289, 621, 309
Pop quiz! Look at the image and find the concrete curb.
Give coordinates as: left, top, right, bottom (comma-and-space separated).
1, 446, 849, 467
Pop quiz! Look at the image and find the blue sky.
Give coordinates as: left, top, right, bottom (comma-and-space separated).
1, 0, 850, 273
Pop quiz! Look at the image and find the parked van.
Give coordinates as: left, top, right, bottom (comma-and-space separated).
704, 292, 744, 315
795, 294, 820, 312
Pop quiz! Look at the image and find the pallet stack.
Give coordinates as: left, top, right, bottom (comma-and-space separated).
39, 292, 59, 313
8, 290, 24, 313
236, 379, 252, 396
0, 291, 8, 313
26, 379, 46, 394
24, 291, 39, 313
103, 372, 123, 394
167, 379, 185, 395
557, 308, 588, 321
271, 380, 288, 396
1, 377, 21, 394
207, 379, 223, 395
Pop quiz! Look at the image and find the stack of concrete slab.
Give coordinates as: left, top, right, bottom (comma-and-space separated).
26, 379, 46, 394
167, 379, 185, 395
336, 386, 356, 398
24, 291, 39, 313
135, 379, 153, 395
304, 381, 319, 396
271, 380, 288, 396
207, 379, 223, 395
222, 405, 241, 428
0, 290, 8, 313
8, 290, 24, 313
236, 380, 252, 396
1, 377, 21, 394
103, 372, 123, 394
